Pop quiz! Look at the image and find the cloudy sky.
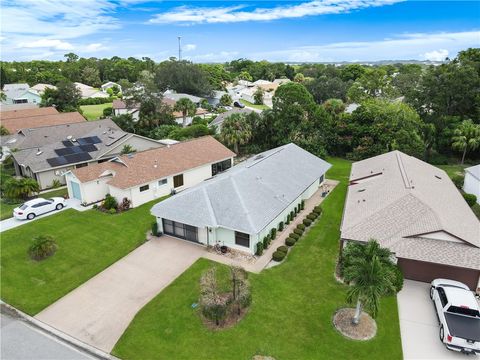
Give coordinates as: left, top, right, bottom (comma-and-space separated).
1, 0, 479, 62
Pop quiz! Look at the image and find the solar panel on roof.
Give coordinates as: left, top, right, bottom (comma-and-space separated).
77, 136, 102, 145
64, 152, 92, 165
54, 148, 74, 156
62, 141, 74, 147
80, 144, 97, 152
46, 156, 69, 167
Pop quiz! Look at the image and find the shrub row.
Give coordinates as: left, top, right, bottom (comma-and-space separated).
285, 237, 296, 246
303, 218, 312, 226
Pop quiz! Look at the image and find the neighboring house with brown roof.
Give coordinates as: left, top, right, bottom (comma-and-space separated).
65, 136, 235, 207
1, 106, 58, 120
1, 109, 85, 134
112, 99, 140, 121
340, 151, 480, 290
5, 119, 162, 189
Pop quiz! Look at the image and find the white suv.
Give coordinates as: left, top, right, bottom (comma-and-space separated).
13, 197, 66, 220
430, 278, 480, 355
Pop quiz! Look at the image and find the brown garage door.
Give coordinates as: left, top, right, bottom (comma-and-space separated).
397, 258, 480, 291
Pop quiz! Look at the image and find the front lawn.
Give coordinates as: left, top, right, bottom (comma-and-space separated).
113, 158, 403, 360
0, 199, 160, 315
80, 103, 112, 121
240, 99, 269, 110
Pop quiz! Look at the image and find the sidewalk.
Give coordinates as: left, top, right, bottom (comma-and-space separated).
203, 179, 338, 273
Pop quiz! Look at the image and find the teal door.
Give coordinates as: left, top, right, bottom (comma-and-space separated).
70, 181, 82, 201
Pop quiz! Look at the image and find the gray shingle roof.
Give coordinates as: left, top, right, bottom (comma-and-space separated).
210, 108, 253, 128
341, 151, 480, 270
151, 143, 331, 234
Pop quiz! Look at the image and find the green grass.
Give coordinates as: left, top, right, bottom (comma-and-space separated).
0, 188, 68, 220
240, 99, 269, 110
112, 158, 403, 360
80, 103, 112, 121
0, 198, 163, 315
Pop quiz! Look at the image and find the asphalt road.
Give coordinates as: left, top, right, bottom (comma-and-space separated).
1, 313, 94, 360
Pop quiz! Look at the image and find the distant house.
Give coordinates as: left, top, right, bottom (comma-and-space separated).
66, 136, 234, 207
206, 90, 228, 107
31, 83, 57, 94
163, 91, 204, 106
1, 83, 42, 105
341, 151, 480, 290
464, 164, 480, 205
112, 99, 140, 121
210, 108, 253, 133
101, 81, 122, 94
151, 144, 331, 254
4, 119, 162, 189
162, 97, 209, 126
74, 82, 109, 99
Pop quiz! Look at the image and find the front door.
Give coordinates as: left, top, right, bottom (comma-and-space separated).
70, 181, 82, 201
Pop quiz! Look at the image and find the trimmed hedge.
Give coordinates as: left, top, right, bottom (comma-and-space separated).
285, 237, 296, 246
278, 221, 284, 231
297, 224, 306, 231
270, 228, 277, 239
277, 245, 288, 253
256, 242, 264, 256
313, 206, 323, 215
300, 199, 305, 210
290, 210, 295, 219
263, 235, 271, 249
290, 233, 300, 241
293, 228, 303, 236
151, 222, 158, 236
307, 213, 317, 221
272, 250, 286, 262
464, 193, 477, 207
303, 218, 312, 226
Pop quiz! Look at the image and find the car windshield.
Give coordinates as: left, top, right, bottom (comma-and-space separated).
19, 204, 28, 210
47, 199, 54, 203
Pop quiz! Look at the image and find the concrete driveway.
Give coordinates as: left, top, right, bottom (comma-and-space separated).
36, 236, 204, 353
397, 280, 466, 360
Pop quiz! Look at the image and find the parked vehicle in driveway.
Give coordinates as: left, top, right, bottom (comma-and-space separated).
13, 197, 66, 220
430, 278, 480, 355
233, 100, 245, 108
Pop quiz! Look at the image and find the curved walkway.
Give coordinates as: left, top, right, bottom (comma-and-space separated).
35, 237, 204, 353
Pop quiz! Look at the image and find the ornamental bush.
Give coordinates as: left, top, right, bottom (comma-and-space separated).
300, 199, 305, 210
270, 228, 277, 240
463, 193, 477, 207
28, 235, 57, 261
277, 245, 288, 253
297, 223, 306, 231
151, 222, 158, 236
307, 213, 317, 221
313, 206, 323, 215
290, 210, 295, 219
452, 175, 464, 189
286, 214, 291, 225
285, 237, 296, 246
256, 242, 264, 256
263, 235, 271, 249
278, 221, 284, 231
293, 228, 303, 236
102, 193, 118, 210
290, 233, 300, 240
303, 218, 312, 226
272, 250, 286, 262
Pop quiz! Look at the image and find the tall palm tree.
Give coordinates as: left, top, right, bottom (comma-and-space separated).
220, 113, 252, 154
341, 239, 392, 276
173, 98, 197, 128
452, 119, 480, 165
345, 256, 396, 324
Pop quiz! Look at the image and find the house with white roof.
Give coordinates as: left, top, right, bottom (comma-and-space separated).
151, 144, 331, 254
1, 83, 41, 105
464, 164, 480, 204
341, 151, 480, 290
101, 81, 122, 94
75, 82, 109, 99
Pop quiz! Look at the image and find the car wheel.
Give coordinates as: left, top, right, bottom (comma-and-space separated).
430, 286, 435, 300
56, 203, 64, 210
439, 325, 444, 342
27, 213, 35, 220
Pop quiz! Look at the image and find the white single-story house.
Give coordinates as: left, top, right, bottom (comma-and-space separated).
1, 83, 42, 105
31, 83, 57, 94
151, 144, 331, 254
463, 164, 480, 204
66, 136, 235, 207
209, 108, 253, 133
74, 82, 109, 99
101, 81, 122, 94
341, 151, 480, 291
112, 99, 140, 121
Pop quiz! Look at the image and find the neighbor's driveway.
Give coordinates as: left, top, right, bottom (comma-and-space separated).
397, 280, 466, 360
36, 236, 204, 353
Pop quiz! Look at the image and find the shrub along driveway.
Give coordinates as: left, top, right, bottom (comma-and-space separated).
112, 158, 403, 360
36, 236, 204, 353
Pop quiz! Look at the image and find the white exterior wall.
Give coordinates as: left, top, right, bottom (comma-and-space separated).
113, 108, 139, 121
36, 167, 73, 189
463, 173, 480, 204
66, 172, 111, 204
109, 186, 131, 205
128, 177, 172, 208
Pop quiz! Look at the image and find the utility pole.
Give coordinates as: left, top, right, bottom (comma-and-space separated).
177, 36, 182, 61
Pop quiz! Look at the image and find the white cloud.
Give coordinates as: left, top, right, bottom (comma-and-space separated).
187, 51, 240, 62
250, 31, 480, 62
183, 44, 197, 52
422, 49, 449, 61
84, 43, 108, 52
17, 39, 74, 50
149, 0, 403, 24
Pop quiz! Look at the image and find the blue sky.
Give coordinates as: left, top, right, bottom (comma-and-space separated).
1, 0, 479, 62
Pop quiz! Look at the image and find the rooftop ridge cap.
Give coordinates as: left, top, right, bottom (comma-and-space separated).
396, 151, 412, 189
202, 187, 218, 227
246, 145, 287, 168
230, 176, 256, 233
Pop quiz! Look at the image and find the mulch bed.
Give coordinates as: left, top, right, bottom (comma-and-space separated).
333, 308, 377, 341
201, 298, 250, 330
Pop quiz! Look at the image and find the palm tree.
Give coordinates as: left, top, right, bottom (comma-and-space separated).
345, 255, 396, 324
4, 177, 40, 200
173, 98, 197, 128
452, 119, 480, 165
219, 113, 252, 154
342, 240, 396, 325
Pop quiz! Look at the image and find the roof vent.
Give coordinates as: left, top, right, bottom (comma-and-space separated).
254, 154, 264, 160
72, 138, 77, 142
67, 135, 73, 140
36, 148, 42, 156
435, 175, 442, 180
358, 189, 366, 192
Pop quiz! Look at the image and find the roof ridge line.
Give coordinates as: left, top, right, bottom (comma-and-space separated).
230, 176, 256, 233
202, 187, 218, 227
395, 151, 412, 189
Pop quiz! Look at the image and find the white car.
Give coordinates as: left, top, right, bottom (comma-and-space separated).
13, 197, 66, 220
430, 278, 480, 355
